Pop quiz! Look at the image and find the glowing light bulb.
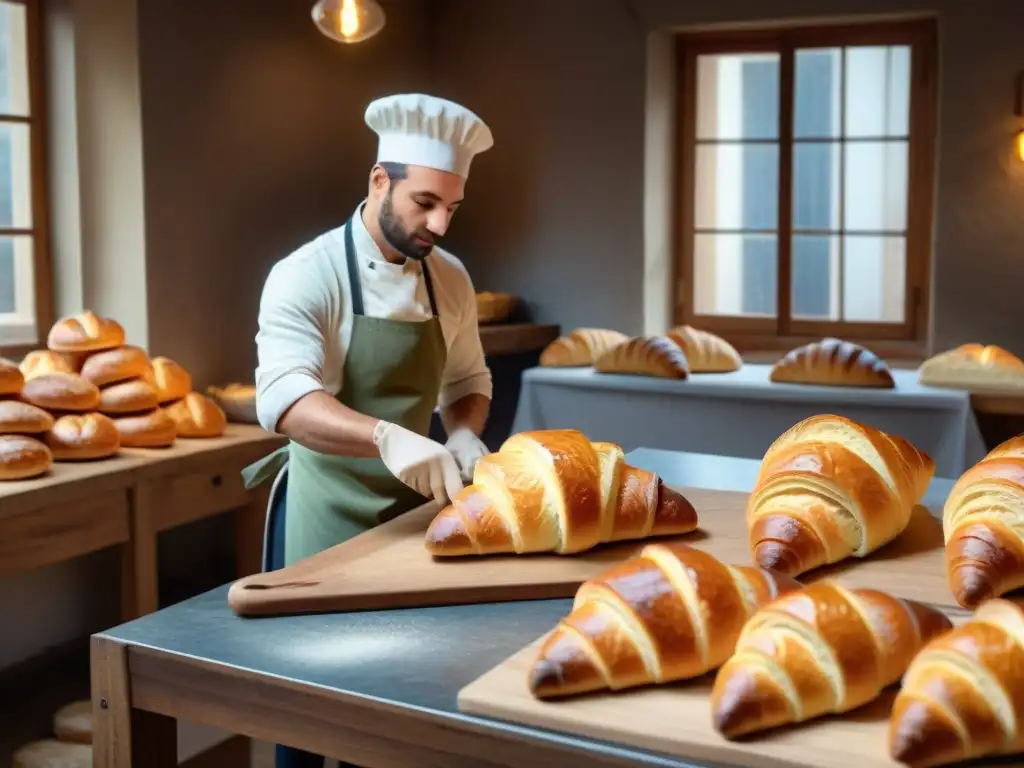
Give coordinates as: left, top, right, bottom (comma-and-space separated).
311, 0, 386, 44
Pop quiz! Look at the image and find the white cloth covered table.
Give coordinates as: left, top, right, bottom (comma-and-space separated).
511, 364, 987, 477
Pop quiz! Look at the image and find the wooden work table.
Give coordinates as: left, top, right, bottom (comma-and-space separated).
478, 323, 559, 356
0, 424, 285, 621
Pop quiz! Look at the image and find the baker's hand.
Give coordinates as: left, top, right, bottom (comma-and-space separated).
374, 421, 464, 505
445, 428, 489, 482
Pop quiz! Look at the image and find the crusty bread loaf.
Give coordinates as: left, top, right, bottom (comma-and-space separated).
0, 401, 54, 434
770, 337, 895, 388
888, 598, 1024, 768
47, 310, 125, 353
942, 434, 1024, 608
19, 349, 76, 379
710, 581, 953, 740
44, 413, 121, 460
425, 429, 699, 556
149, 356, 192, 403
665, 325, 742, 373
98, 379, 160, 415
207, 383, 257, 423
747, 414, 934, 577
80, 344, 151, 387
0, 356, 23, 395
112, 409, 177, 448
163, 392, 226, 437
919, 343, 1024, 391
539, 328, 629, 367
0, 435, 53, 480
53, 699, 92, 745
20, 372, 101, 412
594, 336, 689, 379
12, 739, 92, 768
529, 544, 800, 698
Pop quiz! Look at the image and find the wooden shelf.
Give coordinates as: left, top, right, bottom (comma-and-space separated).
970, 392, 1024, 417
479, 323, 559, 356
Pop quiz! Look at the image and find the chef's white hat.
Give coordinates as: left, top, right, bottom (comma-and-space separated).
364, 93, 494, 179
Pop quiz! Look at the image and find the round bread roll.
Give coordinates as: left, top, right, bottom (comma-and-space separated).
80, 345, 151, 387
164, 392, 227, 438
44, 413, 121, 460
0, 356, 24, 395
12, 739, 92, 768
20, 349, 76, 379
47, 310, 125, 353
21, 373, 101, 412
150, 356, 192, 403
53, 699, 92, 744
98, 379, 160, 415
0, 435, 53, 480
113, 408, 177, 448
0, 400, 55, 434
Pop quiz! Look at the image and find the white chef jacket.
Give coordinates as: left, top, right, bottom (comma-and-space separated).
254, 203, 493, 433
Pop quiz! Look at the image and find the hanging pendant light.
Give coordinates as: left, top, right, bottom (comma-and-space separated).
311, 0, 386, 44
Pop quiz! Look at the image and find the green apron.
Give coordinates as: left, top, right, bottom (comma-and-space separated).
242, 213, 447, 566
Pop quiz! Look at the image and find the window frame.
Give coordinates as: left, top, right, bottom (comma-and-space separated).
0, 0, 52, 357
673, 18, 938, 357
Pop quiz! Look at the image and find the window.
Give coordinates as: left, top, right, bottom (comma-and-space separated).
674, 19, 937, 351
0, 0, 48, 350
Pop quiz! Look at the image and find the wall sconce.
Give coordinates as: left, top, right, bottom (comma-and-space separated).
311, 0, 386, 44
1016, 71, 1024, 162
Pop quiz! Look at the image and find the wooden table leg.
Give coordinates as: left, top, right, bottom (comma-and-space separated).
236, 485, 269, 578
91, 636, 177, 767
126, 485, 160, 620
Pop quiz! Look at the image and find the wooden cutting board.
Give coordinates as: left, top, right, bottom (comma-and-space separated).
457, 614, 976, 768
227, 485, 957, 617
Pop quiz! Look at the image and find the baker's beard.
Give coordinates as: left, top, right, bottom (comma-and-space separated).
379, 192, 433, 261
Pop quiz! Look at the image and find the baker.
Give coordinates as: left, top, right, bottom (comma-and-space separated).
243, 92, 494, 572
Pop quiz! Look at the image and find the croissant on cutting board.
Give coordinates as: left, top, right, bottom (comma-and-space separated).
747, 414, 934, 577
889, 598, 1024, 768
539, 328, 628, 367
770, 337, 895, 388
424, 429, 699, 556
593, 335, 689, 379
529, 543, 800, 698
942, 434, 1024, 609
710, 580, 953, 739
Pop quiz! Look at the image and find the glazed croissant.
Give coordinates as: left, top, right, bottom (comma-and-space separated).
942, 434, 1024, 609
747, 414, 934, 577
539, 328, 628, 367
889, 598, 1024, 768
593, 335, 689, 379
666, 325, 742, 373
529, 543, 800, 698
919, 343, 1024, 391
770, 337, 895, 388
424, 429, 699, 556
710, 580, 954, 739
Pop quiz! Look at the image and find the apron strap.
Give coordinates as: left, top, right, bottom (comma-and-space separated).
344, 211, 440, 318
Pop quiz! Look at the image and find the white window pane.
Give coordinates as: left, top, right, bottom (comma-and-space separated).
694, 143, 779, 231
842, 235, 906, 323
794, 48, 841, 138
843, 141, 908, 232
792, 234, 839, 320
0, 234, 12, 312
0, 121, 32, 228
792, 142, 840, 231
696, 53, 780, 140
0, 2, 29, 117
693, 233, 777, 317
0, 234, 32, 317
845, 46, 911, 137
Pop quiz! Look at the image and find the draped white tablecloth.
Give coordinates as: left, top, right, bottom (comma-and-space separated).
511, 364, 987, 477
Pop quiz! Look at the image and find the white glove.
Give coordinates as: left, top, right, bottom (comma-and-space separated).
374, 421, 464, 506
445, 428, 490, 482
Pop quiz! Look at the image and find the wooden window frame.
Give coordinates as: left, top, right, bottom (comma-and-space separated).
673, 18, 938, 359
0, 0, 52, 358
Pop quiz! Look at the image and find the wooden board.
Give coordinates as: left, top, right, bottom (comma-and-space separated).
455, 617, 980, 768
227, 485, 958, 617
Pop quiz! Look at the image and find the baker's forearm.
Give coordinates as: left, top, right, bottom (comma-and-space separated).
276, 391, 380, 457
440, 393, 490, 437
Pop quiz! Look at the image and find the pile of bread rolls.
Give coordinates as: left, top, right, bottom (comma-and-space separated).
0, 310, 228, 481
12, 698, 92, 768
